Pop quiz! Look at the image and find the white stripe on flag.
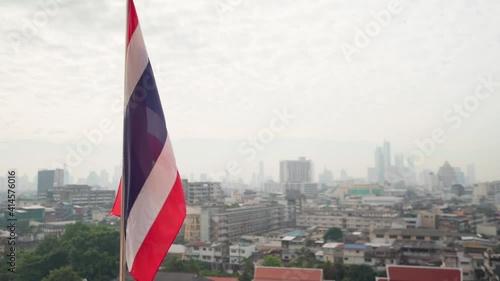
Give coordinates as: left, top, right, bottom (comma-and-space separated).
125, 25, 149, 108
125, 136, 178, 267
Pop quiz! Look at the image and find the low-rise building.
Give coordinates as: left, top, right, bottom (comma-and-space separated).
229, 244, 256, 265
297, 209, 399, 231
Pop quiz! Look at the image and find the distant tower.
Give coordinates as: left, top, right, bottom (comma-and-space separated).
383, 140, 391, 170
37, 168, 64, 197
374, 147, 384, 183
258, 161, 265, 185
437, 161, 457, 188
466, 164, 476, 185
63, 163, 70, 185
340, 169, 348, 182
279, 157, 313, 183
394, 153, 404, 169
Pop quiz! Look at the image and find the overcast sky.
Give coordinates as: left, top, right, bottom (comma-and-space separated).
1, 0, 500, 183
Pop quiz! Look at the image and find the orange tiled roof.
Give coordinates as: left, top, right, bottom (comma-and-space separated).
254, 266, 322, 281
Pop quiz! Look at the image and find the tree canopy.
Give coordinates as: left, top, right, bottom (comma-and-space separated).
41, 266, 81, 281
262, 255, 282, 267
323, 227, 343, 242
15, 222, 119, 281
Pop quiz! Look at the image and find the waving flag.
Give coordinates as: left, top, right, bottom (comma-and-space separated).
112, 0, 186, 280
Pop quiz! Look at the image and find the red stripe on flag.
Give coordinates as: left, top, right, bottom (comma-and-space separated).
110, 178, 122, 217
127, 0, 139, 45
129, 172, 186, 281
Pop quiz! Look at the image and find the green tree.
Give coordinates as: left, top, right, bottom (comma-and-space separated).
262, 255, 282, 267
16, 251, 46, 281
323, 261, 346, 281
494, 244, 500, 254
239, 259, 254, 281
323, 227, 343, 242
286, 248, 318, 268
348, 264, 376, 281
41, 266, 81, 281
0, 253, 16, 281
62, 222, 119, 281
163, 256, 187, 272
15, 222, 120, 281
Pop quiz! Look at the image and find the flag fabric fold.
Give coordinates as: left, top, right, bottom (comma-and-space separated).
111, 0, 186, 280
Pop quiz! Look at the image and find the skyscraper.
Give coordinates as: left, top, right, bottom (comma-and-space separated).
383, 140, 391, 169
437, 161, 457, 188
258, 161, 265, 185
279, 157, 313, 183
466, 164, 476, 185
374, 147, 385, 183
319, 167, 334, 184
394, 153, 404, 169
37, 169, 64, 196
63, 163, 70, 185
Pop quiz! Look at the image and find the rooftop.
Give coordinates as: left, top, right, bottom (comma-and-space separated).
344, 244, 367, 250
372, 228, 461, 237
254, 266, 323, 281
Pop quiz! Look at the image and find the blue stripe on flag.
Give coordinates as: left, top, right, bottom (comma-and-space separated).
123, 61, 168, 227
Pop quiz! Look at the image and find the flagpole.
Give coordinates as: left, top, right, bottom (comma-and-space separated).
119, 1, 129, 281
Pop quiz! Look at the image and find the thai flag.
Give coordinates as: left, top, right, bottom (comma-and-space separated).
110, 0, 186, 280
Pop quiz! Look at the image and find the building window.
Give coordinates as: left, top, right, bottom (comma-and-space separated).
194, 247, 199, 250
416, 236, 424, 240
431, 236, 439, 241
376, 234, 384, 238
365, 258, 372, 262
402, 235, 411, 239
344, 257, 348, 260
389, 235, 397, 239
203, 248, 206, 251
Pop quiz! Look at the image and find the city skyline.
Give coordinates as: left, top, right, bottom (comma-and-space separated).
1, 0, 500, 185
2, 139, 484, 191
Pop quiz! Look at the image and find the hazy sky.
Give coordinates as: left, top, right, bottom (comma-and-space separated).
1, 0, 500, 183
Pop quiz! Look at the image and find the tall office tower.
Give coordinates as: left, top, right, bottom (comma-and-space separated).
99, 169, 110, 187
437, 161, 457, 188
258, 161, 265, 185
367, 168, 377, 183
374, 147, 385, 183
63, 163, 70, 185
340, 169, 348, 181
453, 167, 465, 185
279, 157, 313, 183
37, 169, 64, 196
466, 164, 476, 185
383, 140, 391, 169
319, 167, 334, 185
86, 171, 99, 186
394, 153, 404, 169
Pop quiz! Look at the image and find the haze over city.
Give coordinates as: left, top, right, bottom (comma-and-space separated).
2, 0, 500, 183
2, 1, 500, 281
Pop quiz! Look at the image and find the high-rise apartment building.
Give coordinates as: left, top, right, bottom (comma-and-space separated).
374, 147, 385, 183
37, 169, 64, 197
279, 157, 313, 183
183, 180, 224, 206
437, 161, 457, 188
383, 141, 391, 169
200, 203, 286, 243
466, 164, 476, 185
